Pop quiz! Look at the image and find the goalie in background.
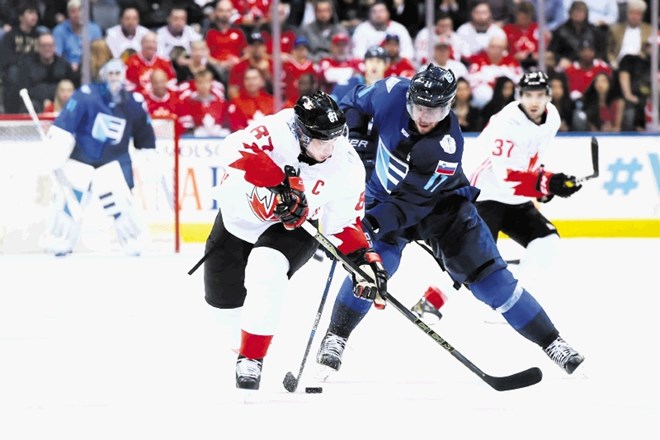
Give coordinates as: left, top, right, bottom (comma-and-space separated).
40, 58, 157, 256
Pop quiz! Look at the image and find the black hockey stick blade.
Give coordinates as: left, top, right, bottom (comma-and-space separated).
574, 136, 600, 184
283, 371, 298, 392
383, 291, 543, 391
300, 222, 543, 392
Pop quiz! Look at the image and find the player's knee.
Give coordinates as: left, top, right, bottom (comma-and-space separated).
470, 267, 520, 310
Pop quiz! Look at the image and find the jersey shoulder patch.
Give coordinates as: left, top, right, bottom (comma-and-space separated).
385, 76, 401, 93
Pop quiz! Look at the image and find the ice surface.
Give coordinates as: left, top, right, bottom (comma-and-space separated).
0, 238, 657, 440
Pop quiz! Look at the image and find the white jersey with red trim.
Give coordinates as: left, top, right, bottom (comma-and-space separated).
213, 108, 368, 252
469, 101, 560, 205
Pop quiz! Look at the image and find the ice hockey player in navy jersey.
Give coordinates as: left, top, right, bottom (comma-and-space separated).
40, 58, 156, 256
315, 64, 585, 377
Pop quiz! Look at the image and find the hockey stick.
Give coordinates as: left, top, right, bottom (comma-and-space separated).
283, 258, 338, 392
568, 136, 599, 186
301, 221, 543, 392
18, 89, 81, 217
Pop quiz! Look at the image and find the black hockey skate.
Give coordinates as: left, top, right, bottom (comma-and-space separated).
316, 332, 347, 371
544, 336, 585, 374
236, 355, 263, 390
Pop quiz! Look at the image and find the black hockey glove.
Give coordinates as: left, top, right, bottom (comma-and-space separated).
347, 248, 388, 310
537, 170, 582, 198
269, 165, 309, 230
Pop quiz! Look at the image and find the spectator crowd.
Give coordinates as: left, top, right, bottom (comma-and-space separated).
0, 0, 658, 134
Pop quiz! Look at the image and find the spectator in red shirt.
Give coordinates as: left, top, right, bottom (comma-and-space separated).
282, 73, 318, 108
231, 0, 271, 30
382, 34, 415, 79
231, 66, 275, 123
282, 36, 318, 102
125, 31, 177, 94
502, 1, 547, 71
205, 0, 247, 74
467, 34, 523, 108
565, 39, 612, 100
143, 68, 181, 120
318, 33, 363, 94
260, 2, 298, 55
228, 32, 273, 99
179, 68, 249, 137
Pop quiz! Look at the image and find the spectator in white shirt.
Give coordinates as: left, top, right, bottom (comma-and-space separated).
414, 11, 470, 66
105, 7, 150, 59
456, 1, 507, 58
156, 6, 202, 59
351, 1, 414, 60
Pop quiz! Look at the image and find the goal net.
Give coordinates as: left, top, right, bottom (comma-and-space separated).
0, 115, 180, 254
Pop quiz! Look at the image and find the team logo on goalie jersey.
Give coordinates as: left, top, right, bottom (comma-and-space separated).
91, 113, 126, 145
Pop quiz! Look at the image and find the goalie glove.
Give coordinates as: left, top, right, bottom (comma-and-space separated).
536, 168, 582, 198
269, 165, 309, 230
348, 248, 388, 310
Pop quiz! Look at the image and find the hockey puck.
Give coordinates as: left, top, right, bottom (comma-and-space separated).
305, 387, 323, 394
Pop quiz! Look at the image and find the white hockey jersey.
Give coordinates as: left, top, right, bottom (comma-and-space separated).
213, 108, 369, 253
469, 101, 561, 205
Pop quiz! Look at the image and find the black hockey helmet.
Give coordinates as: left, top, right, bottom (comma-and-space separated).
294, 91, 347, 141
518, 71, 551, 95
407, 64, 457, 108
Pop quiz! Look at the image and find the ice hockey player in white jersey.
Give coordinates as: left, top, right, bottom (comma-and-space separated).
199, 91, 387, 390
412, 71, 582, 321
40, 59, 156, 256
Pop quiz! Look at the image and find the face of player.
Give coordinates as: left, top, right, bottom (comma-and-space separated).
520, 89, 550, 123
408, 103, 450, 134
305, 137, 338, 162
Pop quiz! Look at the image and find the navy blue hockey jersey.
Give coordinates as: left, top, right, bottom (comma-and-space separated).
339, 76, 473, 237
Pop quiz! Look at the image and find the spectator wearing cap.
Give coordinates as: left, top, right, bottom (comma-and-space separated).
260, 2, 298, 55
228, 31, 273, 100
564, 39, 612, 100
548, 1, 607, 71
105, 7, 150, 59
318, 33, 363, 94
231, 66, 275, 123
0, 2, 41, 113
300, 0, 349, 61
282, 36, 319, 101
351, 2, 414, 61
466, 34, 523, 109
156, 6, 202, 60
455, 1, 507, 59
331, 46, 388, 103
125, 31, 177, 95
204, 0, 247, 75
382, 34, 415, 79
430, 37, 468, 80
413, 11, 470, 66
502, 1, 548, 71
607, 0, 652, 68
52, 0, 103, 71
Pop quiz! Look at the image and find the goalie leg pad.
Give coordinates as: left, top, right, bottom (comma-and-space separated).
40, 160, 94, 255
93, 161, 144, 255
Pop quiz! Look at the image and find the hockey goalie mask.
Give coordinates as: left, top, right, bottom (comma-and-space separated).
407, 64, 457, 134
99, 59, 127, 95
294, 91, 347, 162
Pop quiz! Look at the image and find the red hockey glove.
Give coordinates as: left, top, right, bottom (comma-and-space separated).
537, 171, 582, 198
269, 165, 309, 230
348, 248, 388, 310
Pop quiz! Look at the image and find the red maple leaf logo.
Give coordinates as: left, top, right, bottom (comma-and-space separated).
247, 187, 276, 222
227, 144, 285, 188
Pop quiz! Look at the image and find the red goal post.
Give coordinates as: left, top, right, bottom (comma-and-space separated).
0, 114, 181, 254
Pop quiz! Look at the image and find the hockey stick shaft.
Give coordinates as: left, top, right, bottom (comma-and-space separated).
19, 88, 80, 215
283, 258, 338, 392
300, 221, 542, 392
572, 136, 600, 185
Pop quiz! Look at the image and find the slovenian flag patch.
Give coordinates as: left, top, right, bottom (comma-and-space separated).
435, 160, 458, 176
